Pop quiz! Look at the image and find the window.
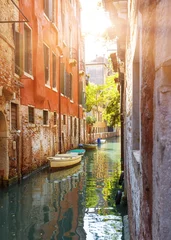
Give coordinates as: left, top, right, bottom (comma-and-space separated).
14, 31, 22, 76
63, 115, 66, 125
44, 0, 54, 21
43, 44, 50, 85
69, 73, 73, 99
64, 71, 72, 99
24, 24, 32, 75
70, 116, 73, 136
52, 53, 57, 89
43, 110, 48, 125
11, 103, 18, 130
54, 112, 57, 125
74, 118, 77, 137
60, 62, 64, 94
28, 106, 34, 123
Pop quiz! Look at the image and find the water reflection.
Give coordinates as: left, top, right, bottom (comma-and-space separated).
0, 137, 125, 240
84, 137, 126, 240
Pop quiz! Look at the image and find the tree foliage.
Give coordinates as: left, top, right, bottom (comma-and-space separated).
86, 116, 96, 125
85, 74, 120, 127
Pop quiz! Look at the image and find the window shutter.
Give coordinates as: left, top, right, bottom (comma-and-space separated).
60, 62, 64, 94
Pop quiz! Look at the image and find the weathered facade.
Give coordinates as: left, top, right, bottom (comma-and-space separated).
0, 0, 86, 186
103, 0, 171, 239
0, 0, 23, 183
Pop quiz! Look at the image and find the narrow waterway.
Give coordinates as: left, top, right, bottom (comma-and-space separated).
0, 137, 126, 240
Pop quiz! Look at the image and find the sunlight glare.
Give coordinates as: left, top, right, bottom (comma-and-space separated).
80, 0, 111, 36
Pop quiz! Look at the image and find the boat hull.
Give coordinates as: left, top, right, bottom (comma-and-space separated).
48, 155, 82, 168
66, 149, 86, 155
82, 144, 97, 150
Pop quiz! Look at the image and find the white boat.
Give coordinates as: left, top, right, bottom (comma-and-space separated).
95, 139, 106, 144
47, 154, 82, 168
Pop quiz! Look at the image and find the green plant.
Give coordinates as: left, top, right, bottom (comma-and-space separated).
86, 116, 96, 125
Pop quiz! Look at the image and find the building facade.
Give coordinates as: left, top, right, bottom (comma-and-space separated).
0, 0, 86, 186
103, 0, 171, 239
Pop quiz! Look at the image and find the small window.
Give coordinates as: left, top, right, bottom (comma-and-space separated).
70, 116, 73, 136
43, 110, 48, 125
74, 118, 77, 137
54, 112, 57, 125
52, 53, 57, 89
28, 106, 34, 123
11, 103, 18, 130
43, 44, 50, 85
63, 115, 66, 125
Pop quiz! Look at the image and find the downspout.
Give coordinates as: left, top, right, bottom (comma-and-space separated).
58, 55, 63, 153
77, 11, 80, 144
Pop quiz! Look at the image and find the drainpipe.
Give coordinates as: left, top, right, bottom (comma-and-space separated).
77, 14, 80, 144
58, 55, 63, 153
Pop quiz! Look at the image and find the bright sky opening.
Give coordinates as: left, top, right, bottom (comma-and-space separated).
80, 0, 113, 61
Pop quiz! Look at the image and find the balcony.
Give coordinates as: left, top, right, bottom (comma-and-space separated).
69, 48, 77, 67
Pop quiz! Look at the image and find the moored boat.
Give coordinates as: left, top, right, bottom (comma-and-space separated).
47, 154, 82, 168
82, 144, 97, 150
66, 148, 86, 155
95, 138, 106, 144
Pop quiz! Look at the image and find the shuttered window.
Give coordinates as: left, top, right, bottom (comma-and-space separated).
24, 24, 32, 75
54, 112, 57, 125
67, 73, 73, 100
70, 116, 73, 136
28, 107, 34, 123
60, 62, 64, 94
74, 118, 77, 137
43, 110, 48, 125
11, 103, 18, 130
63, 115, 66, 125
52, 53, 57, 89
43, 44, 50, 85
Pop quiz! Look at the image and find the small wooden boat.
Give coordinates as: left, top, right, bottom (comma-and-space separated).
82, 144, 97, 150
47, 154, 82, 168
66, 149, 86, 155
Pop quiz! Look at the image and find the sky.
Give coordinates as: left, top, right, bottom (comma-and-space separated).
80, 0, 116, 61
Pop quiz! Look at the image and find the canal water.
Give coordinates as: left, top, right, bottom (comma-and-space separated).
0, 137, 126, 240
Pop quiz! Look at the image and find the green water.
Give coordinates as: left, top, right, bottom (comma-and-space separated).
0, 137, 126, 240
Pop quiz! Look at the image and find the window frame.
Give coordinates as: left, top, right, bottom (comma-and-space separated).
28, 106, 35, 124
52, 52, 57, 89
11, 103, 18, 130
43, 110, 49, 125
24, 23, 33, 76
43, 43, 50, 86
54, 112, 57, 125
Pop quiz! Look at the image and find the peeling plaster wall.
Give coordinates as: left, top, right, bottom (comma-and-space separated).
21, 106, 58, 174
0, 0, 21, 182
20, 106, 83, 176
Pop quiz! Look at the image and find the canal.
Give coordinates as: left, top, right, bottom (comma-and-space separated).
0, 137, 127, 240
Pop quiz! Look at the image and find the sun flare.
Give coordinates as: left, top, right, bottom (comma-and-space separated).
80, 0, 111, 36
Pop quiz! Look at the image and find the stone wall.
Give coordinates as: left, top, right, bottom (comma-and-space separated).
125, 0, 171, 239
0, 0, 21, 182
152, 1, 171, 239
